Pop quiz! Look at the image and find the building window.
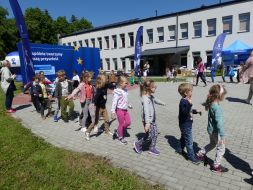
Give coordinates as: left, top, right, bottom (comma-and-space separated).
222, 16, 232, 34
121, 58, 126, 72
105, 58, 110, 70
130, 59, 134, 70
168, 25, 176, 40
146, 29, 153, 43
192, 52, 201, 67
112, 35, 117, 49
100, 59, 103, 70
128, 32, 134, 47
207, 19, 216, 36
73, 41, 77, 46
180, 53, 187, 67
85, 39, 89, 47
97, 37, 102, 49
239, 13, 250, 32
120, 34, 125, 48
193, 21, 202, 38
105, 36, 109, 49
113, 58, 118, 70
67, 42, 71, 46
91, 38, 95, 48
157, 27, 164, 42
78, 40, 83, 47
206, 51, 213, 67
180, 23, 188, 39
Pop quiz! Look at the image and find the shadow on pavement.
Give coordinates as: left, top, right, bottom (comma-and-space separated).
224, 148, 253, 185
15, 104, 31, 111
226, 97, 251, 104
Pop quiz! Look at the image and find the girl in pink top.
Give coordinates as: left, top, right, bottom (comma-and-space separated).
67, 72, 95, 131
196, 57, 207, 86
111, 76, 132, 145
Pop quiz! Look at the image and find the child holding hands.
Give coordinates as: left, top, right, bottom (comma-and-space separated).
177, 83, 201, 164
197, 84, 228, 173
111, 76, 132, 145
133, 79, 165, 155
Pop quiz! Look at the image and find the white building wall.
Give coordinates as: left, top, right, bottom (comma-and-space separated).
59, 1, 253, 74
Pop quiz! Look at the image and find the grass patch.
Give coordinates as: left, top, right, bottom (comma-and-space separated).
0, 88, 163, 189
148, 76, 187, 82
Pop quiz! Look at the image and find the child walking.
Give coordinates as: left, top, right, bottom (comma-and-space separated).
85, 74, 112, 140
197, 84, 228, 173
133, 79, 165, 156
111, 76, 132, 145
67, 72, 95, 130
23, 74, 41, 113
177, 83, 201, 164
54, 70, 75, 123
38, 76, 52, 119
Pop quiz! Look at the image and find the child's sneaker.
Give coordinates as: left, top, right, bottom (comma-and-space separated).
211, 164, 229, 173
53, 115, 58, 122
196, 154, 205, 162
93, 126, 98, 133
105, 130, 113, 136
84, 132, 90, 141
133, 141, 142, 154
80, 127, 87, 132
149, 147, 160, 156
118, 138, 127, 145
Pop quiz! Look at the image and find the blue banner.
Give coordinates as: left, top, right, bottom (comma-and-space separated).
212, 33, 226, 69
18, 43, 101, 84
9, 0, 35, 82
134, 26, 143, 74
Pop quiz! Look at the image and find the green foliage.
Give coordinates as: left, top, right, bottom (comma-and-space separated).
0, 89, 163, 190
0, 6, 93, 60
0, 7, 18, 59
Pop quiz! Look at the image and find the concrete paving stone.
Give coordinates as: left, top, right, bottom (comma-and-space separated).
200, 176, 219, 185
12, 80, 253, 189
207, 183, 229, 190
219, 181, 241, 190
188, 178, 208, 187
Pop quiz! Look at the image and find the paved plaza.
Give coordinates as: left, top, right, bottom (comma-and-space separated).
12, 79, 253, 190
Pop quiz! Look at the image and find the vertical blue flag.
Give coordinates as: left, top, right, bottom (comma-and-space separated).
134, 26, 143, 74
212, 33, 226, 70
9, 0, 35, 83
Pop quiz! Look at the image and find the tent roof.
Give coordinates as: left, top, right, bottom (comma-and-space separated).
223, 40, 252, 52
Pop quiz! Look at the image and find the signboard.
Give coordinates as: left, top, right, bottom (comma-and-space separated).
18, 43, 100, 84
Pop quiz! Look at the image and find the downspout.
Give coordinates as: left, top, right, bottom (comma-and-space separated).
176, 13, 178, 48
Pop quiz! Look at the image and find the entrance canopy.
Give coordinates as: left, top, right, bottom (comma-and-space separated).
125, 46, 189, 58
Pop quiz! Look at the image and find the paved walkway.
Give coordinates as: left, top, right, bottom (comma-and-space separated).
12, 80, 253, 190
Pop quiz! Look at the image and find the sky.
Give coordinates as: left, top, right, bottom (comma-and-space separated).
1, 0, 233, 27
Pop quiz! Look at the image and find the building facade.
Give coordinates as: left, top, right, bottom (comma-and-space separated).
59, 0, 253, 75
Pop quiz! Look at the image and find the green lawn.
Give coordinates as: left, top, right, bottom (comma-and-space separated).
0, 84, 163, 190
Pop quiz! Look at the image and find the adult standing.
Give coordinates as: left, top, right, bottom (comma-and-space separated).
241, 51, 253, 104
0, 60, 16, 113
195, 57, 207, 86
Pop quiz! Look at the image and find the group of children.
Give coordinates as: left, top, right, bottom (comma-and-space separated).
24, 69, 228, 173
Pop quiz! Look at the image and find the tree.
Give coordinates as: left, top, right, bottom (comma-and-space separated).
24, 8, 56, 44
69, 17, 93, 33
0, 7, 18, 60
54, 16, 71, 36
